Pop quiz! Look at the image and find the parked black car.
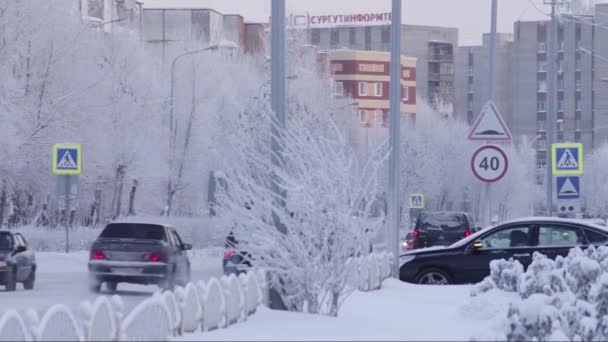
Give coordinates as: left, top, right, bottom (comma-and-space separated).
88, 222, 192, 292
222, 232, 251, 275
411, 211, 476, 249
0, 230, 36, 291
399, 217, 608, 285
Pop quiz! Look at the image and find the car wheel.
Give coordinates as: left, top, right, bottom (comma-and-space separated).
89, 276, 101, 293
106, 281, 118, 292
415, 268, 452, 285
23, 268, 35, 290
5, 266, 17, 292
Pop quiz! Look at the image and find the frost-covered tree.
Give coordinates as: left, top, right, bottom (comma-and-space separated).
214, 68, 387, 316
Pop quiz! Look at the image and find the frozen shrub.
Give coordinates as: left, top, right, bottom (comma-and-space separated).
519, 253, 567, 299
471, 277, 496, 297
564, 249, 601, 301
590, 274, 608, 317
505, 294, 559, 342
490, 258, 524, 293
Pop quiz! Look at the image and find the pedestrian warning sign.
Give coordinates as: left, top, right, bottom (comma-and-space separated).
53, 144, 82, 175
552, 143, 583, 175
409, 194, 424, 209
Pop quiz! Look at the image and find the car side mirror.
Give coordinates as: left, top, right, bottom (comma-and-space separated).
15, 246, 26, 253
472, 241, 483, 250
181, 243, 192, 251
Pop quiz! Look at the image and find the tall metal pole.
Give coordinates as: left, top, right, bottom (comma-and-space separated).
270, 0, 287, 310
388, 0, 402, 278
546, 0, 557, 216
486, 0, 498, 226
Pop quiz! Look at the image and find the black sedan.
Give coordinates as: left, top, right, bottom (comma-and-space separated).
399, 217, 608, 285
0, 230, 36, 291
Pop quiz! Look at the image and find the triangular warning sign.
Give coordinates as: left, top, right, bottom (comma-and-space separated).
558, 178, 578, 196
57, 151, 77, 169
557, 149, 578, 169
468, 101, 512, 141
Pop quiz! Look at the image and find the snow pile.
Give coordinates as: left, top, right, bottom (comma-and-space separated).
472, 247, 608, 341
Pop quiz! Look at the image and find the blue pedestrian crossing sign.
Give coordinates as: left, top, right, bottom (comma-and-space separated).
552, 143, 583, 175
409, 194, 424, 209
556, 176, 580, 199
53, 144, 82, 175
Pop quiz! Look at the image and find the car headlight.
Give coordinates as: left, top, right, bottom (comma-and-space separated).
0, 261, 6, 268
399, 255, 416, 267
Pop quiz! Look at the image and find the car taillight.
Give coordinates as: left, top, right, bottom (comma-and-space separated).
413, 228, 420, 239
91, 251, 106, 260
464, 229, 471, 237
224, 250, 233, 259
149, 252, 165, 262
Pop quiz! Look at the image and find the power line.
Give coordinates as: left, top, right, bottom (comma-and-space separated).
528, 0, 550, 17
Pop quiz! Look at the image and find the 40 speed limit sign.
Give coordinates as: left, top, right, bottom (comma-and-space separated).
471, 145, 508, 183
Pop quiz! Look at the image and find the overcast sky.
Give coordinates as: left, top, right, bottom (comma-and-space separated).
143, 0, 604, 46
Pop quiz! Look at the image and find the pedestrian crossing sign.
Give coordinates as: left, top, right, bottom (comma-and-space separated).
409, 194, 424, 209
53, 144, 82, 175
552, 143, 583, 175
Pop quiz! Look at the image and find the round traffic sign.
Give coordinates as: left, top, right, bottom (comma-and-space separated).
471, 145, 508, 183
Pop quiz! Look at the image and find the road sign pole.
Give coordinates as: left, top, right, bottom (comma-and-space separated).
388, 0, 402, 278
486, 0, 497, 226
546, 0, 557, 216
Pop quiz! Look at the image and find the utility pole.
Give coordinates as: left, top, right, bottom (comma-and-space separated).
545, 0, 558, 216
270, 0, 287, 310
388, 0, 402, 278
486, 0, 498, 226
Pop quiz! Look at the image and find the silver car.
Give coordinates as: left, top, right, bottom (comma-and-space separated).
88, 222, 191, 292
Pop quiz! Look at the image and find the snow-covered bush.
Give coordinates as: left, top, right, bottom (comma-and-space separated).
0, 310, 31, 342
369, 255, 381, 290
474, 246, 608, 341
121, 293, 172, 341
204, 278, 226, 331
37, 304, 84, 341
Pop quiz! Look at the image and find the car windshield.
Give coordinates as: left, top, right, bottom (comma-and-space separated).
0, 232, 13, 250
100, 223, 167, 241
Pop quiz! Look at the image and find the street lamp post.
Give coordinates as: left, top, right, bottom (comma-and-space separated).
169, 45, 223, 144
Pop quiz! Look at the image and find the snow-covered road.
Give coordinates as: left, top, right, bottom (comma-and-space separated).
0, 249, 223, 315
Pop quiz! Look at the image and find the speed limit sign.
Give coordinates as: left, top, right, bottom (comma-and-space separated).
471, 145, 508, 183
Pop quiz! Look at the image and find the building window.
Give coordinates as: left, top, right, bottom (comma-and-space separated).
538, 80, 547, 92
558, 99, 564, 112
558, 77, 565, 90
333, 81, 344, 98
576, 59, 582, 71
538, 41, 546, 52
359, 110, 367, 124
558, 60, 564, 73
576, 118, 582, 131
559, 40, 565, 51
537, 119, 546, 131
468, 99, 473, 111
359, 82, 367, 96
576, 79, 581, 91
557, 120, 564, 132
311, 29, 321, 45
374, 83, 383, 97
88, 0, 104, 20
538, 139, 546, 151
402, 86, 409, 102
576, 99, 582, 111
537, 156, 547, 169
575, 40, 581, 50
468, 65, 473, 76
375, 110, 383, 125
538, 61, 547, 72
538, 100, 547, 112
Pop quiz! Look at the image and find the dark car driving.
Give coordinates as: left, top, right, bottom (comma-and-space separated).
0, 230, 36, 291
411, 211, 476, 249
223, 232, 251, 275
88, 222, 192, 292
399, 217, 608, 285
